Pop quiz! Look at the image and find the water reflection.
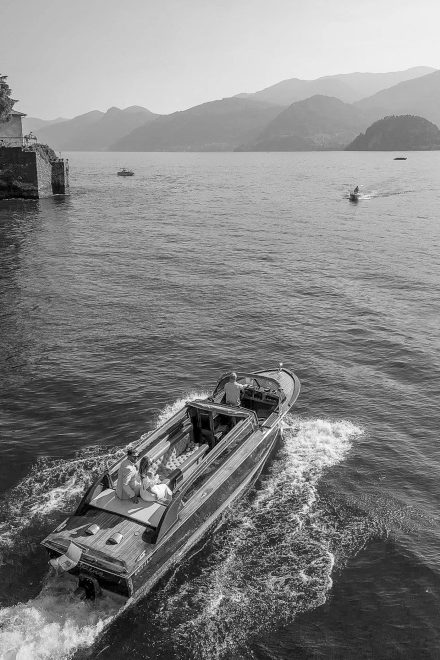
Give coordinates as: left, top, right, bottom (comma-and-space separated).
0, 200, 42, 262
0, 200, 44, 387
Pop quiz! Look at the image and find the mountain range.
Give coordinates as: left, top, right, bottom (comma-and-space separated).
355, 70, 440, 127
22, 116, 67, 133
111, 97, 283, 151
22, 67, 439, 151
235, 95, 372, 151
28, 106, 158, 151
236, 66, 435, 105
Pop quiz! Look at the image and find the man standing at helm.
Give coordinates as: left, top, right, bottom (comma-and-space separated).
224, 372, 248, 406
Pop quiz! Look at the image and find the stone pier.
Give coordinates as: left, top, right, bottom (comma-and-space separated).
0, 144, 70, 200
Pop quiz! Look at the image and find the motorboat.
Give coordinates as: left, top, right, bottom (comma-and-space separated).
41, 367, 300, 602
393, 157, 407, 160
117, 168, 134, 176
349, 191, 359, 202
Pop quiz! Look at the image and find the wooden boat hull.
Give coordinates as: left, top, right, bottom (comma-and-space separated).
130, 425, 281, 598
42, 367, 300, 603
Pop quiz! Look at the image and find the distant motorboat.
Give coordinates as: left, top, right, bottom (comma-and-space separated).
349, 189, 360, 202
394, 157, 407, 160
117, 168, 134, 176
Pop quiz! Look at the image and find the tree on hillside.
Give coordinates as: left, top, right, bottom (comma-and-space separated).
0, 75, 17, 121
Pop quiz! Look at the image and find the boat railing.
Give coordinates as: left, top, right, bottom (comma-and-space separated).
154, 413, 258, 542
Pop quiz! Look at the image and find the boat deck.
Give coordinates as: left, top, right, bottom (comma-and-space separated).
90, 489, 166, 527
256, 368, 298, 406
46, 508, 155, 572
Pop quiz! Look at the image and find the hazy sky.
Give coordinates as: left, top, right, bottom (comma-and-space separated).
2, 0, 439, 118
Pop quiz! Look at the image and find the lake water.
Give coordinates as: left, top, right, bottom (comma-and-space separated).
0, 151, 439, 659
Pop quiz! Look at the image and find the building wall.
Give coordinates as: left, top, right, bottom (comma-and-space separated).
0, 115, 24, 147
0, 147, 38, 198
0, 146, 70, 199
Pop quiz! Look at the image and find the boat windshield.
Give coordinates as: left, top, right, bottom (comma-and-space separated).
213, 373, 282, 397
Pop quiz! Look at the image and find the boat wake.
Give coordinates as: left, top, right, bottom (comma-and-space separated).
0, 574, 118, 660
0, 391, 207, 659
0, 392, 209, 559
0, 446, 124, 557
153, 391, 210, 429
0, 448, 126, 660
108, 415, 368, 660
0, 399, 367, 660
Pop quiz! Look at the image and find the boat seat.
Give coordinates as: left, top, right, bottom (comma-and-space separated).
145, 424, 192, 475
90, 444, 209, 524
161, 443, 209, 489
90, 489, 167, 528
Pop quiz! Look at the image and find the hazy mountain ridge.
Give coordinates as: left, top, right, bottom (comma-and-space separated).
112, 67, 437, 152
236, 77, 357, 106
355, 70, 440, 127
22, 116, 67, 133
34, 106, 158, 151
24, 66, 439, 151
110, 97, 283, 151
346, 115, 440, 150
237, 66, 436, 106
236, 95, 371, 151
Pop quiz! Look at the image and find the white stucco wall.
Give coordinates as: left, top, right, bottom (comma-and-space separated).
0, 114, 24, 147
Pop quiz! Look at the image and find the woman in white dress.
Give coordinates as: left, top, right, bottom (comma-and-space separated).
139, 457, 172, 504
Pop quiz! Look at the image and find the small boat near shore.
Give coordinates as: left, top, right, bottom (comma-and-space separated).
394, 157, 407, 160
41, 366, 300, 602
349, 185, 360, 202
117, 168, 134, 176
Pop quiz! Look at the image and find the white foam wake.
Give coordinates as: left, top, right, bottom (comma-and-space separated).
154, 390, 210, 429
0, 390, 208, 660
0, 447, 124, 553
0, 575, 117, 660
153, 415, 363, 659
0, 391, 206, 554
0, 400, 363, 660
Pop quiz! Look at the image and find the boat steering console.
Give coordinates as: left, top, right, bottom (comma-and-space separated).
239, 378, 280, 414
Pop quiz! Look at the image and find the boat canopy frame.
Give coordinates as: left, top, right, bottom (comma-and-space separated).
187, 400, 254, 418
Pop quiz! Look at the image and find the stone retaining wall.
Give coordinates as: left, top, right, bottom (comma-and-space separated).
0, 146, 69, 200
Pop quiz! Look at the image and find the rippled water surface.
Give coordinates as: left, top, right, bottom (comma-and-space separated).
0, 151, 439, 659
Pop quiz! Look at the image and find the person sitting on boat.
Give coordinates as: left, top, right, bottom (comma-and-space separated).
354, 186, 359, 194
224, 372, 248, 406
139, 457, 172, 504
116, 448, 141, 503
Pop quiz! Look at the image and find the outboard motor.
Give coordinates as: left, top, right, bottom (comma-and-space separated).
74, 573, 102, 601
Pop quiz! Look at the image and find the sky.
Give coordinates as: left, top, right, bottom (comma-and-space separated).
1, 0, 440, 119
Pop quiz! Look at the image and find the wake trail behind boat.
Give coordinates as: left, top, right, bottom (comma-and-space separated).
0, 575, 117, 660
125, 416, 366, 660
0, 391, 209, 557
0, 391, 207, 660
0, 398, 368, 660
0, 447, 123, 557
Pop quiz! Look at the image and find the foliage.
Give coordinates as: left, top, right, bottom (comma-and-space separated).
0, 74, 17, 121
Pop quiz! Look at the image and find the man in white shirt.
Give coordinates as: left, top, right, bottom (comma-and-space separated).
224, 372, 248, 406
116, 448, 141, 502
